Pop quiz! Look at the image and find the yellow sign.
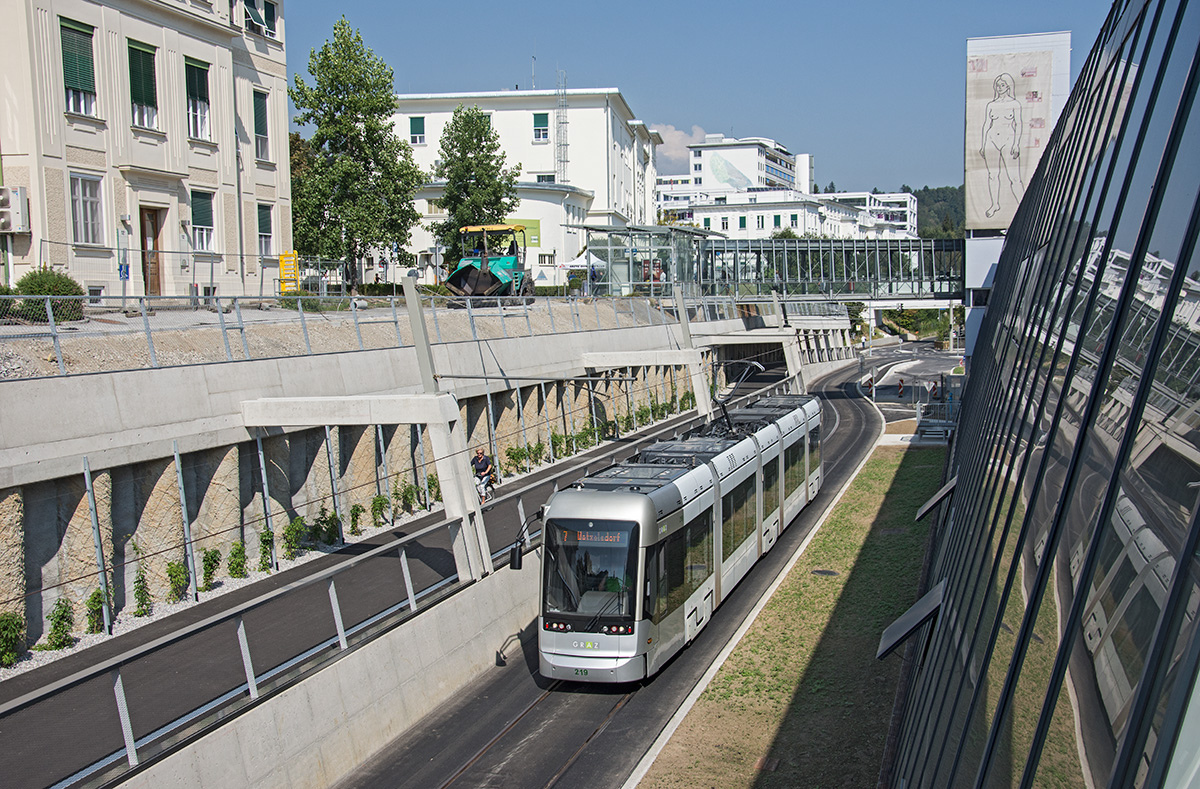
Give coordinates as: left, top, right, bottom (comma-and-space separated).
279, 251, 299, 293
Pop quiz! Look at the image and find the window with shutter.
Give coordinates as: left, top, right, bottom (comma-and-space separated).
191, 191, 214, 251
128, 41, 158, 129
257, 204, 272, 257
533, 112, 549, 141
263, 1, 277, 37
61, 19, 96, 116
185, 59, 210, 140
410, 116, 425, 145
253, 92, 269, 160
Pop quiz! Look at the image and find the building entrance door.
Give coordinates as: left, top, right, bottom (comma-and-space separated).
140, 207, 162, 296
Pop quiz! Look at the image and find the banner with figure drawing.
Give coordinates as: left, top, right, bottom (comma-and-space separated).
965, 49, 1055, 230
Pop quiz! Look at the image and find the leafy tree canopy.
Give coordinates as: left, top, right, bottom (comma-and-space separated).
289, 18, 422, 287
431, 105, 521, 265
892, 184, 965, 239
769, 227, 799, 239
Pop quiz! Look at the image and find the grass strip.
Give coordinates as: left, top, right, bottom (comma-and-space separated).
639, 445, 946, 789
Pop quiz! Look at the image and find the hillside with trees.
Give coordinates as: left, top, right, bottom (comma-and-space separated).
899, 184, 964, 239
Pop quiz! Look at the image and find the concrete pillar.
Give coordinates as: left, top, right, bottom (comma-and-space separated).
425, 413, 492, 579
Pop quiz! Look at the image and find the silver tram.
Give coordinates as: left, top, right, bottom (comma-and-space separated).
534, 394, 822, 683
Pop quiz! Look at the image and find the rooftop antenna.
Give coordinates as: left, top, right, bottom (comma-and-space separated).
531, 55, 536, 90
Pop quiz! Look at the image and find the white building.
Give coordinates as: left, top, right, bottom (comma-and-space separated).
656, 133, 813, 222
822, 192, 918, 237
686, 189, 916, 240
392, 89, 660, 284
0, 0, 292, 299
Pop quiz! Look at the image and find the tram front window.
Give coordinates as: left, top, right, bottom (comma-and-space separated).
543, 519, 638, 619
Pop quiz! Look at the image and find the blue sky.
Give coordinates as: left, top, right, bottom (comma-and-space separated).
284, 0, 1113, 192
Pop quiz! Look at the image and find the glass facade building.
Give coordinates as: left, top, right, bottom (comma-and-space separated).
889, 0, 1200, 786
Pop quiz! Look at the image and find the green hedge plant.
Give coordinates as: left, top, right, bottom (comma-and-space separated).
228, 541, 248, 578
0, 612, 25, 667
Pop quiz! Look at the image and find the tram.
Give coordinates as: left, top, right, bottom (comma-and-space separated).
529, 393, 822, 683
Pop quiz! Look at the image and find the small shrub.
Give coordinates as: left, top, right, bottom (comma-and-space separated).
85, 588, 106, 634
636, 405, 653, 425
349, 503, 365, 536
45, 598, 74, 650
310, 507, 330, 543
551, 432, 568, 458
258, 527, 274, 573
14, 268, 85, 322
278, 290, 322, 311
0, 612, 25, 667
322, 511, 342, 544
529, 441, 546, 466
370, 495, 389, 528
505, 445, 528, 474
166, 561, 190, 602
620, 413, 634, 432
394, 480, 419, 514
202, 548, 222, 590
133, 564, 152, 616
228, 541, 248, 578
680, 391, 697, 410
426, 473, 442, 504
283, 516, 306, 559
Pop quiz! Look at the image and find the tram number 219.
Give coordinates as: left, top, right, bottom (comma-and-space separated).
574, 668, 589, 677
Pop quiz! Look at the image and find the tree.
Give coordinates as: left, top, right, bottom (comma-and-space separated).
289, 18, 422, 291
825, 181, 837, 193
432, 105, 521, 265
769, 227, 799, 239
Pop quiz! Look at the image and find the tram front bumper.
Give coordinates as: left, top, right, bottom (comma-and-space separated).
540, 650, 646, 683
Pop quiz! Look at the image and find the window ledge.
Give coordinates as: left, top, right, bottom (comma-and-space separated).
132, 125, 167, 139
72, 243, 112, 255
188, 137, 219, 150
532, 138, 550, 145
255, 158, 276, 169
64, 112, 107, 128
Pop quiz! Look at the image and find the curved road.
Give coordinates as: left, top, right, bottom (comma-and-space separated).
336, 360, 882, 789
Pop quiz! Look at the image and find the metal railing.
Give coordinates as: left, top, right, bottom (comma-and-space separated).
0, 292, 831, 380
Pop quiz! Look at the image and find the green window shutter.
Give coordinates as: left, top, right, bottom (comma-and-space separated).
263, 1, 276, 32
410, 116, 424, 136
703, 218, 711, 229
533, 112, 548, 128
128, 42, 157, 108
257, 204, 272, 235
253, 92, 268, 136
185, 60, 209, 102
191, 191, 214, 228
739, 217, 746, 229
243, 0, 267, 28
61, 21, 96, 94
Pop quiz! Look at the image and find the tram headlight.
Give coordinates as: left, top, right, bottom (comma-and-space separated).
601, 625, 634, 635
543, 621, 572, 632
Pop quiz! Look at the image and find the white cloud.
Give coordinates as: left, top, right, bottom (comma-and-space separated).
652, 123, 707, 174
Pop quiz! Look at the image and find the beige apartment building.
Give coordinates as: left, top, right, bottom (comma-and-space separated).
0, 0, 292, 299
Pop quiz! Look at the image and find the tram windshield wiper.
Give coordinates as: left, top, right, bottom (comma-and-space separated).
584, 583, 628, 632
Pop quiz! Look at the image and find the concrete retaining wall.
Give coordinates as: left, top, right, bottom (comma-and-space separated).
0, 313, 852, 644
121, 555, 542, 788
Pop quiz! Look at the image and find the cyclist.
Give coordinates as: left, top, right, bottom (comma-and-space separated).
471, 447, 494, 502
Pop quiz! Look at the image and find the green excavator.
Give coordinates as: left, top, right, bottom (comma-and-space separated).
443, 224, 534, 299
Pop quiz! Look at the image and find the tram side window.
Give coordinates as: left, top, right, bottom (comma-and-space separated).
763, 454, 780, 518
784, 440, 804, 498
685, 510, 714, 595
1110, 587, 1158, 687
722, 474, 756, 561
809, 427, 821, 473
648, 511, 715, 625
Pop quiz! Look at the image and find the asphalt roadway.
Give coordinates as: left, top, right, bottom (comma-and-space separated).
334, 360, 883, 789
